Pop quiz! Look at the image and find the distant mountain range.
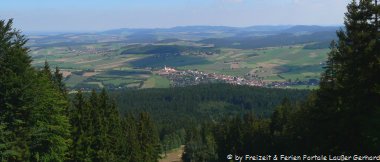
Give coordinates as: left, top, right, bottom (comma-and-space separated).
101, 25, 341, 35
27, 25, 341, 49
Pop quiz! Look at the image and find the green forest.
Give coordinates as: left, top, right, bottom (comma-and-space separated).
1, 0, 380, 162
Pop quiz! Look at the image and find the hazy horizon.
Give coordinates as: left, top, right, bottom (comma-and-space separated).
20, 25, 344, 35
1, 0, 350, 32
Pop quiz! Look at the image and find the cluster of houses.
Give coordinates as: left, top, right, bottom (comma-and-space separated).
156, 66, 265, 87
157, 66, 319, 88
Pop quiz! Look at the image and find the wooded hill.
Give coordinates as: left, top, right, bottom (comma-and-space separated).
111, 84, 309, 152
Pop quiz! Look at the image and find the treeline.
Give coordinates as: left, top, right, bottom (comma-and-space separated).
70, 90, 160, 162
0, 19, 161, 162
199, 31, 336, 49
121, 44, 220, 55
303, 41, 331, 49
183, 1, 380, 161
111, 84, 309, 152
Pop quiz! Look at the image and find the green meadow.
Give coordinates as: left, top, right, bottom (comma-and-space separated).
30, 41, 329, 89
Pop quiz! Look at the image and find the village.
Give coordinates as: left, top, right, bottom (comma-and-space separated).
156, 66, 319, 88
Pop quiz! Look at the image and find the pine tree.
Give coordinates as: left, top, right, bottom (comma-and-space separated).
138, 112, 161, 162
42, 60, 53, 80
0, 19, 71, 161
28, 69, 71, 161
104, 98, 121, 161
96, 89, 112, 161
296, 0, 380, 154
120, 114, 142, 162
88, 90, 104, 161
53, 66, 67, 96
0, 19, 33, 161
270, 98, 292, 135
327, 0, 380, 153
70, 90, 91, 161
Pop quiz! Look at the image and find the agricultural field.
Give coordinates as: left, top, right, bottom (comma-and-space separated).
179, 46, 328, 83
30, 42, 329, 90
30, 43, 152, 89
28, 26, 336, 90
142, 75, 171, 88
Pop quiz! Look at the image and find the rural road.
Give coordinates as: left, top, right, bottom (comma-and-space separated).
160, 145, 185, 162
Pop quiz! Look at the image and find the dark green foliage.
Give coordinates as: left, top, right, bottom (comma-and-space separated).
0, 19, 71, 161
114, 84, 308, 118
214, 114, 271, 159
137, 113, 161, 162
53, 66, 67, 96
270, 98, 292, 135
69, 90, 92, 161
42, 60, 53, 80
182, 124, 217, 162
292, 0, 380, 154
1, 19, 162, 162
162, 129, 185, 155
69, 89, 161, 162
119, 114, 141, 162
112, 84, 308, 154
183, 113, 272, 162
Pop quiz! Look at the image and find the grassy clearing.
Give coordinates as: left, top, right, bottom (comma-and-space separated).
142, 75, 171, 88
65, 74, 87, 87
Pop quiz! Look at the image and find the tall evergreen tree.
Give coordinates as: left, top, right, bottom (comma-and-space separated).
138, 112, 161, 162
70, 90, 92, 161
0, 19, 71, 161
53, 66, 67, 96
42, 60, 51, 78
294, 0, 380, 154
87, 90, 103, 161
120, 114, 142, 162
28, 69, 71, 161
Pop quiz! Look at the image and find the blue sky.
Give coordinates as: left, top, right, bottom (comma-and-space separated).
0, 0, 351, 32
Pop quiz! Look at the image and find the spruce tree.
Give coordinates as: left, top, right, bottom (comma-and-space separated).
137, 112, 161, 162
96, 89, 112, 161
88, 90, 103, 161
28, 69, 71, 161
120, 114, 141, 162
0, 19, 71, 161
297, 0, 380, 154
42, 60, 52, 80
70, 90, 91, 161
53, 66, 67, 96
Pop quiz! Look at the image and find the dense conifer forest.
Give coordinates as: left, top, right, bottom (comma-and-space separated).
111, 84, 308, 153
1, 0, 380, 161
